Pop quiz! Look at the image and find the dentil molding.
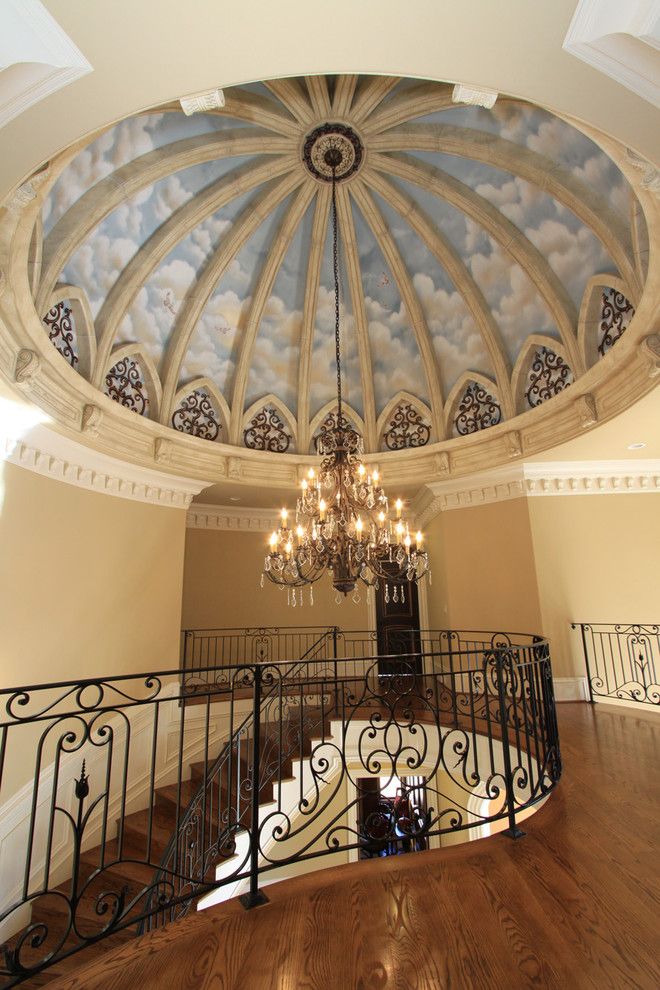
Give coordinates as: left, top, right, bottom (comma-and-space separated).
0, 421, 210, 508
412, 458, 660, 527
187, 504, 279, 532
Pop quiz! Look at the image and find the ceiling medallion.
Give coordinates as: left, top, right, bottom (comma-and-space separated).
302, 122, 364, 182
263, 143, 429, 605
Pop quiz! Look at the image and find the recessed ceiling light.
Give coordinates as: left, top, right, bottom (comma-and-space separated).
627, 442, 646, 450
229, 496, 241, 502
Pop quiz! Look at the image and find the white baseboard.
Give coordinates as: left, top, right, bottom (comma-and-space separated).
553, 676, 588, 702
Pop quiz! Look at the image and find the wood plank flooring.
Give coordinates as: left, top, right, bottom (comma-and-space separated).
48, 703, 660, 990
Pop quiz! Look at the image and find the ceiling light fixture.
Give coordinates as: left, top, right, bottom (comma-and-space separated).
627, 441, 646, 450
262, 139, 430, 605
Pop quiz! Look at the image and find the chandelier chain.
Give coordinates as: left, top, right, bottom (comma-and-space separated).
331, 165, 343, 423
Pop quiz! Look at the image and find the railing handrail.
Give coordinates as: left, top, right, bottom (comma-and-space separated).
0, 640, 550, 707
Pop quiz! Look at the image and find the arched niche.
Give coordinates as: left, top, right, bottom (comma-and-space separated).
171, 377, 229, 443
309, 400, 365, 454
376, 391, 433, 452
444, 372, 503, 439
43, 284, 96, 380
242, 394, 297, 453
578, 275, 637, 370
102, 344, 162, 421
511, 334, 574, 414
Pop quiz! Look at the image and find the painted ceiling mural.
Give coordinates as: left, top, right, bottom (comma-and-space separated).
37, 74, 643, 453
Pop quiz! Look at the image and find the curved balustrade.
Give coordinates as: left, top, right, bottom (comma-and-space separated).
0, 630, 561, 987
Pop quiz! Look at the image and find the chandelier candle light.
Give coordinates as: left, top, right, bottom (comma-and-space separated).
262, 133, 430, 605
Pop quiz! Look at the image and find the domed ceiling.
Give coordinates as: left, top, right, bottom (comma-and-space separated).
35, 74, 645, 456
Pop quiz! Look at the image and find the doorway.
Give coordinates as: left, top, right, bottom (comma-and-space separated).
375, 574, 422, 675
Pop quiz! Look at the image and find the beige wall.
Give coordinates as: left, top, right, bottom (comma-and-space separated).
182, 529, 371, 632
0, 461, 186, 687
425, 498, 543, 637
528, 494, 660, 678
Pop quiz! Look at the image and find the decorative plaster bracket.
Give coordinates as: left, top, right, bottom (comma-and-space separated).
575, 393, 598, 428
640, 334, 660, 378
14, 348, 40, 385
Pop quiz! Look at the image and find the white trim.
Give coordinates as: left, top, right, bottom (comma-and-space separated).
0, 0, 92, 130
563, 0, 660, 108
0, 421, 210, 508
414, 459, 660, 526
553, 676, 589, 702
187, 503, 280, 531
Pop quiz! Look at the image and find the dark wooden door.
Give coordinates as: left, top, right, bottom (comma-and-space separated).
375, 576, 422, 675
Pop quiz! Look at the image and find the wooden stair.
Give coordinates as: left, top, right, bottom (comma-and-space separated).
8, 704, 332, 988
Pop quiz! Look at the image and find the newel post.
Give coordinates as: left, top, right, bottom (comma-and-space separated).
495, 650, 525, 840
239, 664, 269, 909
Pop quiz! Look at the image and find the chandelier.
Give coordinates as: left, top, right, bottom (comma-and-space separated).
262, 135, 430, 603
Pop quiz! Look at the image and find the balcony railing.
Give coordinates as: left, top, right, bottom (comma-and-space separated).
0, 629, 561, 986
572, 622, 659, 707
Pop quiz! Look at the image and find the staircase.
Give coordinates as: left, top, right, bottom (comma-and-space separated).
13, 695, 332, 988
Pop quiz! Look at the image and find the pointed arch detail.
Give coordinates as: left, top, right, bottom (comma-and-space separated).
171, 377, 229, 442
511, 335, 574, 414
578, 275, 636, 371
102, 344, 162, 421
242, 395, 297, 453
43, 284, 96, 380
377, 391, 433, 451
309, 400, 364, 454
445, 372, 503, 439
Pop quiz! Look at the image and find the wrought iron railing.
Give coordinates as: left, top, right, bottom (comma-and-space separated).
572, 622, 660, 706
0, 630, 561, 986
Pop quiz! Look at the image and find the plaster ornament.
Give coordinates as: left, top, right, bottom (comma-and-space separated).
228, 456, 242, 480
179, 88, 225, 115
452, 84, 498, 108
639, 334, 660, 378
5, 166, 51, 213
14, 348, 40, 384
435, 451, 451, 474
155, 437, 174, 465
505, 431, 522, 458
576, 393, 598, 428
625, 149, 660, 196
80, 403, 102, 437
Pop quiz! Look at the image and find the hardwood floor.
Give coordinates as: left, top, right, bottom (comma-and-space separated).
48, 703, 660, 990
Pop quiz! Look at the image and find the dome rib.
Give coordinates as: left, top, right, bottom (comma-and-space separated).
364, 166, 515, 418
229, 181, 317, 443
297, 185, 331, 453
91, 155, 297, 388
160, 170, 304, 423
363, 80, 454, 135
211, 87, 300, 137
373, 151, 584, 374
372, 124, 638, 293
305, 76, 332, 118
336, 183, 377, 448
264, 78, 315, 126
351, 179, 446, 440
331, 75, 359, 118
37, 129, 296, 314
350, 76, 400, 124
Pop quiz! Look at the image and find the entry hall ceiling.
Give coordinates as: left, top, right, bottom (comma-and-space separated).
37, 74, 645, 454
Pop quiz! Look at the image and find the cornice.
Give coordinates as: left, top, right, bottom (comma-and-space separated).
0, 421, 210, 508
414, 458, 660, 526
187, 504, 280, 531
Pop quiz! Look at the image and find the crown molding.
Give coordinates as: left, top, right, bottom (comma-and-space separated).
414, 458, 660, 526
187, 503, 280, 531
0, 421, 210, 508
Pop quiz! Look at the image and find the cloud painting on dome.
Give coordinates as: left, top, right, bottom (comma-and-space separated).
36, 74, 643, 447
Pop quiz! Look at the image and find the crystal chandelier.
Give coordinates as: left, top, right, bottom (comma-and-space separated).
263, 142, 430, 602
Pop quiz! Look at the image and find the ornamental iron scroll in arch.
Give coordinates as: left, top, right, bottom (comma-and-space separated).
598, 287, 635, 357
380, 400, 431, 452
452, 379, 502, 438
104, 355, 150, 417
243, 403, 293, 453
42, 300, 78, 368
524, 346, 574, 409
171, 388, 221, 442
